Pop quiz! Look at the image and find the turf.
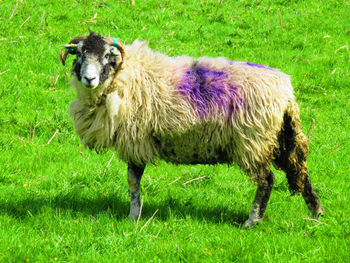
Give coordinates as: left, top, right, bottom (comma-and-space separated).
0, 0, 349, 262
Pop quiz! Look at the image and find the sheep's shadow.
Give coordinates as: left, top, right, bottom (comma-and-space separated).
0, 193, 247, 226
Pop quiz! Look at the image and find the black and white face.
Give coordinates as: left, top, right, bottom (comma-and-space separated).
67, 33, 120, 89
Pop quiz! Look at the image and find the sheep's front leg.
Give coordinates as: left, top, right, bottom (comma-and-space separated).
243, 170, 275, 228
127, 163, 145, 220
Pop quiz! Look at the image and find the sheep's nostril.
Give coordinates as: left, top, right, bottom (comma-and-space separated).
84, 76, 96, 83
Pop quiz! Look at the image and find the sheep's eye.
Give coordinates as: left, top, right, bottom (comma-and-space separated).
68, 48, 77, 55
105, 53, 110, 59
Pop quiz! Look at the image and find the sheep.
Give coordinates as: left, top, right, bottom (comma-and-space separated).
60, 31, 323, 228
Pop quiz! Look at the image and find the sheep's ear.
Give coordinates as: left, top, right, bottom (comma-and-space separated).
64, 44, 78, 54
103, 37, 125, 64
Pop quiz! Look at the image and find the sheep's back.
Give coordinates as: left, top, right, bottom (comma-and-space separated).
153, 58, 295, 173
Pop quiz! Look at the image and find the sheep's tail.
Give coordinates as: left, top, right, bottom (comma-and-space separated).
273, 101, 309, 194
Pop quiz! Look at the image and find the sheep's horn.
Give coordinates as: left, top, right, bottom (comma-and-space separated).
59, 49, 69, 66
69, 36, 87, 44
60, 36, 87, 66
103, 37, 125, 64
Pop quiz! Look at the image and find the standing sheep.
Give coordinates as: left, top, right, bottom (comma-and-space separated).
60, 31, 323, 228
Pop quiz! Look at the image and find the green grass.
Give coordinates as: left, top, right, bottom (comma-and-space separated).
0, 0, 349, 261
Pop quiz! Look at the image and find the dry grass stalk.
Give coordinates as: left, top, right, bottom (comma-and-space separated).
20, 16, 31, 28
278, 8, 284, 32
216, 0, 223, 13
135, 195, 144, 233
9, 1, 18, 21
308, 223, 324, 229
111, 21, 119, 30
139, 209, 159, 232
47, 129, 59, 145
182, 175, 207, 185
16, 136, 24, 142
334, 45, 348, 54
79, 13, 98, 24
162, 22, 169, 29
302, 217, 323, 223
296, 93, 302, 101
102, 153, 115, 176
38, 10, 46, 33
168, 176, 183, 185
50, 74, 60, 89
0, 69, 10, 75
326, 144, 343, 155
302, 217, 325, 228
151, 13, 158, 25
29, 110, 33, 141
30, 122, 40, 143
307, 118, 315, 140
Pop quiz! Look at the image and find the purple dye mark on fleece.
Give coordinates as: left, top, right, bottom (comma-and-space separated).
178, 66, 244, 120
228, 61, 273, 70
246, 62, 273, 70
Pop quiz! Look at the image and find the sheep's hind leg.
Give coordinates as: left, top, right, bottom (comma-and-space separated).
302, 172, 324, 218
243, 170, 275, 228
274, 111, 323, 218
127, 163, 145, 220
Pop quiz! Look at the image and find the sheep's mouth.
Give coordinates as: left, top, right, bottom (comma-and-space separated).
84, 84, 97, 89
81, 82, 99, 89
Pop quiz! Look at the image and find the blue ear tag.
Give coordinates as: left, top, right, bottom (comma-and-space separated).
112, 37, 118, 47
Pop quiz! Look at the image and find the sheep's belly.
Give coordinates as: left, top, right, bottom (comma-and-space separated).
156, 137, 232, 165
160, 153, 230, 165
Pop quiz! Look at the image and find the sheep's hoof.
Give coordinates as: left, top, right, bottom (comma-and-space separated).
312, 207, 324, 219
307, 202, 324, 219
243, 218, 262, 229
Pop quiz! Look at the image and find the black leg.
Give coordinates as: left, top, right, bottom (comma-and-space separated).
302, 175, 324, 217
127, 163, 145, 220
273, 112, 323, 219
243, 170, 275, 228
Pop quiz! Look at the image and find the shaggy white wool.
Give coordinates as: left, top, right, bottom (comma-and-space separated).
69, 40, 299, 181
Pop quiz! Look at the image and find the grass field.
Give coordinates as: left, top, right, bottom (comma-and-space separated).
0, 0, 349, 261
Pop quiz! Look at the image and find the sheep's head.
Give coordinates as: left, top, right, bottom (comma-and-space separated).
60, 31, 125, 89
